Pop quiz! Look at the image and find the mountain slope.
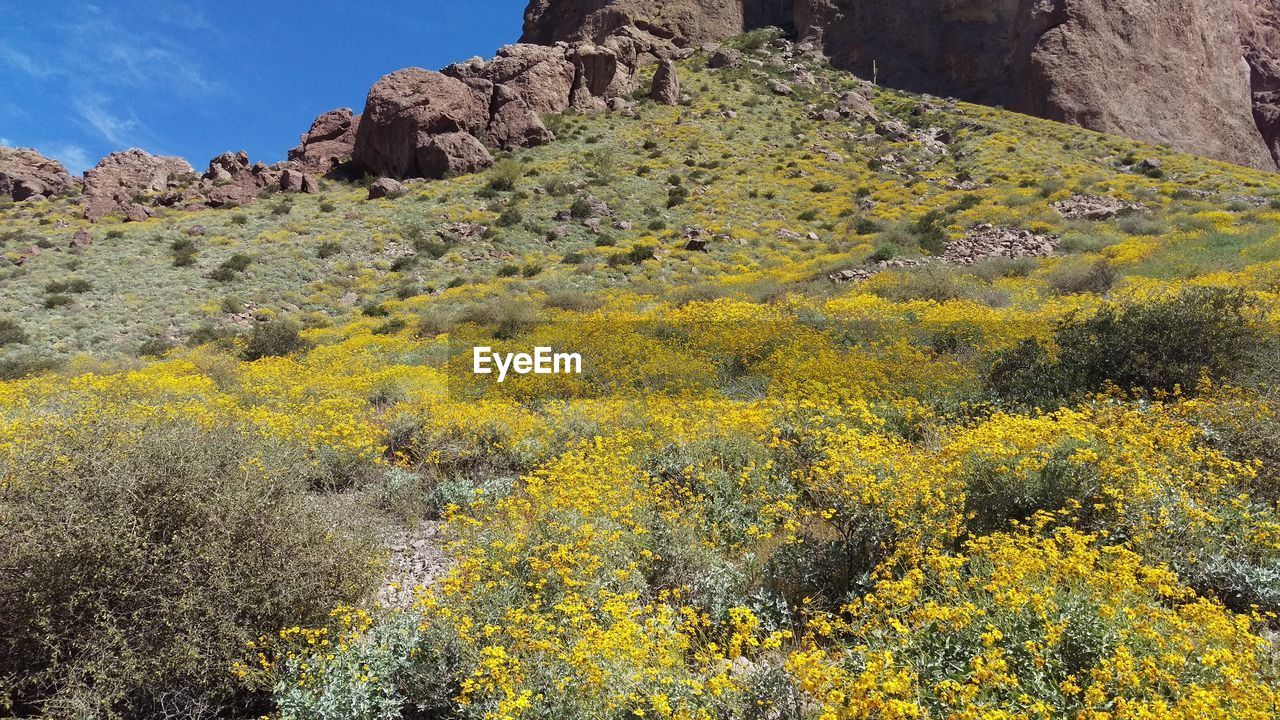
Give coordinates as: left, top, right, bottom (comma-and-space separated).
523, 0, 1280, 171
2, 32, 1280, 720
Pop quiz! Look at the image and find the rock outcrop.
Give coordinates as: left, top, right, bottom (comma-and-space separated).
521, 0, 1280, 171
82, 149, 196, 222
352, 68, 491, 179
650, 59, 681, 104
288, 108, 361, 174
0, 147, 72, 202
352, 34, 669, 180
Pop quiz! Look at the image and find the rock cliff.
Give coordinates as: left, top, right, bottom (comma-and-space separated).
522, 0, 1280, 170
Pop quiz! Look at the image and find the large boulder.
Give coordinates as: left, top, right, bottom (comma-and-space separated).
353, 68, 490, 179
447, 44, 577, 117
488, 84, 555, 149
416, 132, 494, 179
82, 149, 195, 221
288, 108, 361, 174
0, 147, 73, 201
650, 59, 681, 105
522, 0, 1280, 171
521, 0, 776, 47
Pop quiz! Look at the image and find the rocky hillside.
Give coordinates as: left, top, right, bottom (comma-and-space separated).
523, 0, 1280, 172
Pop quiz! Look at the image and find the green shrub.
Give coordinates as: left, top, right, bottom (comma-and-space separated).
1046, 258, 1117, 296
0, 418, 382, 718
317, 240, 342, 259
987, 287, 1260, 407
0, 318, 28, 346
486, 159, 523, 192
43, 294, 74, 309
243, 319, 308, 360
45, 277, 92, 294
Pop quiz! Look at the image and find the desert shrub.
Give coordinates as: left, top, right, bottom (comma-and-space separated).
0, 418, 383, 719
221, 253, 252, 272
136, 337, 175, 358
0, 318, 28, 346
875, 265, 971, 303
486, 159, 523, 192
45, 277, 92, 294
543, 289, 602, 312
0, 351, 60, 380
987, 287, 1260, 407
317, 240, 342, 259
243, 319, 308, 361
1055, 287, 1257, 392
1046, 258, 1117, 295
270, 611, 463, 720
496, 207, 523, 227
496, 263, 520, 278
43, 294, 74, 309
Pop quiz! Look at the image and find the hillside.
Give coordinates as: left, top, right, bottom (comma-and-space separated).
2, 30, 1280, 720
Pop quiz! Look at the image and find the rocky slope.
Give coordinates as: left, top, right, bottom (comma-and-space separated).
521, 0, 1280, 171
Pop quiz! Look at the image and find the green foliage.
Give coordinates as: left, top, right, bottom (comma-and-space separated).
0, 318, 28, 346
0, 419, 382, 719
987, 287, 1260, 407
243, 320, 308, 361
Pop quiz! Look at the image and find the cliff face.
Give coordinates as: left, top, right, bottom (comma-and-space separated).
522, 0, 1280, 171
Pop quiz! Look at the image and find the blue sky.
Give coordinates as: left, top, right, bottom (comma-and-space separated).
0, 1, 528, 173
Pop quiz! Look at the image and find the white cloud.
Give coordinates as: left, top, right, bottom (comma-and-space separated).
74, 96, 148, 147
0, 44, 54, 78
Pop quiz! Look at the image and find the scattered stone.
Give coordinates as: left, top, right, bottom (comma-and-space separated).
767, 79, 793, 96
829, 268, 874, 283
650, 59, 681, 105
946, 224, 1058, 264
70, 230, 92, 249
1052, 194, 1146, 220
682, 227, 710, 251
875, 120, 912, 141
368, 177, 405, 199
377, 522, 448, 609
0, 147, 72, 201
186, 225, 206, 236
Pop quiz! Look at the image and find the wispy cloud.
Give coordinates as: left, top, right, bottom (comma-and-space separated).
74, 96, 149, 147
0, 137, 11, 147
0, 44, 55, 78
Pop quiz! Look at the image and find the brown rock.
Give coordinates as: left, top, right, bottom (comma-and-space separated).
522, 0, 781, 47
353, 68, 490, 179
288, 108, 361, 174
446, 44, 576, 117
279, 167, 314, 193
488, 84, 555, 149
708, 47, 743, 69
82, 149, 195, 222
650, 59, 681, 105
70, 230, 92, 248
416, 132, 494, 179
368, 177, 405, 199
0, 147, 73, 201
